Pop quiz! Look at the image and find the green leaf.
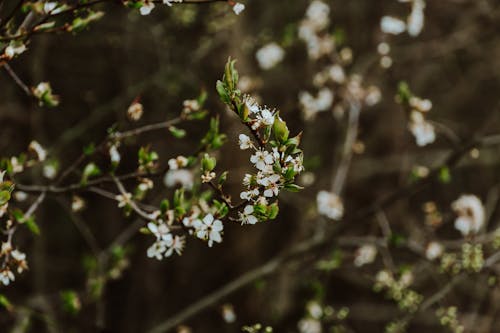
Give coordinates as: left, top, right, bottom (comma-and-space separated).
0, 294, 13, 312
60, 290, 81, 315
81, 163, 101, 185
25, 217, 40, 235
168, 126, 186, 139
0, 190, 11, 205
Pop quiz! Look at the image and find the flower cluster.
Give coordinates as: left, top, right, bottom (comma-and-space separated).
374, 269, 423, 313
398, 82, 436, 146
0, 241, 28, 286
380, 0, 426, 37
297, 1, 381, 121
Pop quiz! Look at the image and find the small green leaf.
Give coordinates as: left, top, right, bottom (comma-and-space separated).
168, 126, 186, 139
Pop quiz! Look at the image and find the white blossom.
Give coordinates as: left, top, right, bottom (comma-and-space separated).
164, 169, 194, 189
148, 221, 172, 242
4, 42, 26, 59
140, 2, 155, 15
407, 0, 425, 36
317, 190, 344, 220
240, 188, 260, 201
127, 102, 143, 121
452, 195, 485, 236
425, 241, 444, 260
72, 195, 86, 212
168, 155, 189, 170
238, 205, 258, 225
29, 140, 47, 162
256, 43, 285, 70
354, 244, 377, 267
380, 16, 406, 35
193, 214, 223, 247
165, 235, 185, 257
409, 111, 435, 146
147, 240, 168, 260
43, 164, 57, 179
298, 318, 322, 333
305, 0, 330, 31
115, 192, 132, 208
238, 134, 253, 150
163, 0, 183, 6
0, 269, 15, 286
232, 2, 245, 15
250, 149, 274, 171
109, 145, 121, 165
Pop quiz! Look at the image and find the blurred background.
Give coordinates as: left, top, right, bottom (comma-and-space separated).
1, 0, 500, 332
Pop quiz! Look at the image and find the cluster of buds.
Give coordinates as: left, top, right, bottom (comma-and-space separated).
374, 269, 423, 313
297, 300, 349, 333
397, 82, 435, 147
436, 307, 464, 333
32, 82, 60, 108
380, 0, 426, 37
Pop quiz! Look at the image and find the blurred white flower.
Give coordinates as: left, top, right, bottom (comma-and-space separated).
29, 140, 47, 162
256, 43, 285, 70
115, 193, 132, 208
109, 145, 121, 165
232, 2, 245, 15
317, 190, 344, 220
298, 318, 322, 333
140, 2, 155, 15
354, 244, 377, 267
407, 0, 425, 36
425, 241, 444, 260
164, 169, 194, 190
127, 101, 144, 121
452, 195, 485, 236
408, 111, 435, 146
380, 16, 406, 35
168, 155, 188, 170
305, 0, 330, 31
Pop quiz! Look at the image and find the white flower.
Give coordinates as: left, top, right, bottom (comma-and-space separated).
425, 242, 444, 260
254, 108, 275, 128
147, 240, 168, 260
250, 150, 274, 171
10, 157, 23, 174
168, 155, 188, 170
165, 235, 185, 257
148, 221, 172, 242
305, 0, 330, 31
4, 42, 27, 59
29, 140, 47, 162
409, 111, 435, 146
193, 214, 223, 247
11, 249, 26, 262
222, 304, 237, 323
72, 195, 85, 212
238, 205, 258, 225
328, 64, 346, 83
317, 190, 344, 220
163, 0, 183, 6
43, 164, 57, 179
201, 171, 216, 183
298, 318, 322, 333
354, 244, 377, 267
140, 2, 155, 15
232, 2, 245, 15
240, 188, 260, 201
380, 16, 406, 35
0, 170, 5, 183
127, 102, 143, 121
14, 191, 28, 202
0, 269, 15, 286
43, 2, 63, 14
164, 169, 194, 190
115, 193, 132, 208
256, 43, 285, 70
182, 99, 200, 114
452, 195, 485, 236
109, 145, 120, 165
407, 0, 425, 36
306, 301, 323, 319
238, 134, 253, 150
